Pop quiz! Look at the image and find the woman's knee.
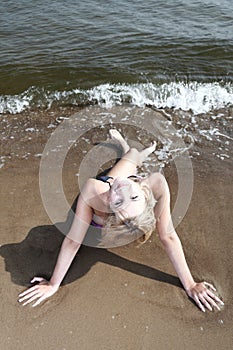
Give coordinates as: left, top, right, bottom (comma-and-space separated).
124, 148, 140, 165
127, 147, 140, 159
127, 148, 139, 156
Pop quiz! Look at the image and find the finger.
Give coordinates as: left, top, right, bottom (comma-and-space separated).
199, 293, 213, 311
31, 277, 44, 283
205, 296, 221, 311
22, 292, 42, 306
193, 295, 205, 312
18, 285, 39, 298
18, 289, 40, 303
202, 292, 221, 311
206, 289, 224, 307
32, 295, 47, 308
204, 282, 216, 291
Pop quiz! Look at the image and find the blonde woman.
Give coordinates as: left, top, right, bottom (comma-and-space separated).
18, 130, 224, 312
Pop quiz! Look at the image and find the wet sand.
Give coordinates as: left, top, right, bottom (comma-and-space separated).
0, 108, 232, 350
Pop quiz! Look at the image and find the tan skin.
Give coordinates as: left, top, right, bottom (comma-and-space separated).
18, 130, 224, 312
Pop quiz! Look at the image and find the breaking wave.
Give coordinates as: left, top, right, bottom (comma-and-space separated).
0, 81, 233, 115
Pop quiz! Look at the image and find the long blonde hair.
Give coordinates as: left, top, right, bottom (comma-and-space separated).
100, 182, 156, 247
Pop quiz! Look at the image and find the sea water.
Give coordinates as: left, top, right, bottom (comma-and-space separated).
0, 0, 232, 114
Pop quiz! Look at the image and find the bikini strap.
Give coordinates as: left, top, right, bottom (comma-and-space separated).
96, 175, 113, 183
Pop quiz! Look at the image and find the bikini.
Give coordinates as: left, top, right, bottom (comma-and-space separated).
90, 219, 103, 228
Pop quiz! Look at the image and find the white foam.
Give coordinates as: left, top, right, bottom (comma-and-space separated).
25, 127, 36, 132
82, 82, 233, 114
0, 92, 32, 114
0, 81, 232, 114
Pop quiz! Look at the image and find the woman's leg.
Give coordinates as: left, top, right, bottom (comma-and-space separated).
138, 141, 156, 166
109, 129, 130, 155
107, 130, 156, 178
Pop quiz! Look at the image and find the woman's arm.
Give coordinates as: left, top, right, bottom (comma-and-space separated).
152, 173, 224, 312
18, 183, 93, 307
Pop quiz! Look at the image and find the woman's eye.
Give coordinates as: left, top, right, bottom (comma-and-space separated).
131, 195, 139, 200
115, 200, 123, 207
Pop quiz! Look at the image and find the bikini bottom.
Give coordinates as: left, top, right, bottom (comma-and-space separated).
90, 219, 103, 229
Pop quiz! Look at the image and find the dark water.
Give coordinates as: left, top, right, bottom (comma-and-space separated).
0, 0, 233, 113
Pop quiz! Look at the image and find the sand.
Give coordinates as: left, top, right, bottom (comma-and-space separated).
0, 108, 232, 350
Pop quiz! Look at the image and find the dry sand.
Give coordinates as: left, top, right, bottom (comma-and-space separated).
0, 108, 232, 350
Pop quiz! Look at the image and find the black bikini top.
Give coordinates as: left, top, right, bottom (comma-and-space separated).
96, 176, 113, 188
96, 175, 142, 187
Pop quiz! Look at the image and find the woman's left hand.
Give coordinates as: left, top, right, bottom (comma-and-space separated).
186, 281, 224, 312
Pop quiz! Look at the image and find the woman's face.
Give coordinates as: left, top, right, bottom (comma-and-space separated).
109, 177, 146, 219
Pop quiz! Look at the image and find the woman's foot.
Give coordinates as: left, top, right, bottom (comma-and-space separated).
109, 129, 130, 154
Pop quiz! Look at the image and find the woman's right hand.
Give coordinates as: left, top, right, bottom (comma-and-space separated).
18, 277, 59, 307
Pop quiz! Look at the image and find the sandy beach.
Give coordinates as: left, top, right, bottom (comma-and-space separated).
0, 108, 232, 350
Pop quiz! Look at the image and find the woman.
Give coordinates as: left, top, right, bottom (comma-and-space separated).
18, 130, 224, 312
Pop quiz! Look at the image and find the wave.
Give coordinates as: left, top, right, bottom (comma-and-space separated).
0, 81, 233, 115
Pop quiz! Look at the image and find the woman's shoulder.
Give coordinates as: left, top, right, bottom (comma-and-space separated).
82, 177, 107, 196
79, 178, 96, 197
144, 172, 166, 185
144, 173, 169, 199
82, 178, 99, 191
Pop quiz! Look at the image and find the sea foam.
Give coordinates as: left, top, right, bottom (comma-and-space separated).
0, 81, 232, 115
